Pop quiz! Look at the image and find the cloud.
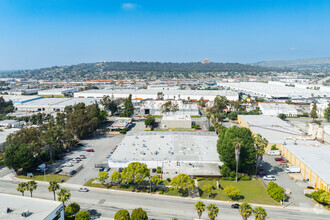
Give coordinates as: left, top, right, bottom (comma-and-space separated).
122, 3, 137, 9
290, 48, 299, 51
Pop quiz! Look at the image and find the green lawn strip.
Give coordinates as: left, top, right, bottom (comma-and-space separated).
84, 178, 149, 192
17, 174, 70, 183
38, 95, 65, 98
190, 115, 201, 118
198, 179, 279, 206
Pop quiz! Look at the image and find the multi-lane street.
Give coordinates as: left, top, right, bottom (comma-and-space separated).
0, 178, 329, 220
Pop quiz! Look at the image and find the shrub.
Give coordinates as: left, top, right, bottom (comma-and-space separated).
305, 193, 313, 198
270, 144, 278, 150
168, 187, 174, 191
229, 171, 236, 178
224, 186, 240, 200
267, 181, 287, 202
75, 210, 90, 220
157, 166, 162, 174
114, 209, 130, 220
239, 176, 251, 181
65, 203, 80, 216
220, 165, 231, 177
131, 208, 148, 220
166, 178, 171, 182
159, 190, 164, 194
208, 126, 215, 131
196, 177, 205, 181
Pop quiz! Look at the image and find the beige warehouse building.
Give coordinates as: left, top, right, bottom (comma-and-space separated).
237, 115, 330, 192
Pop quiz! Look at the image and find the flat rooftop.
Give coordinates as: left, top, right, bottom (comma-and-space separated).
2, 95, 42, 104
284, 140, 330, 185
141, 101, 198, 110
109, 132, 220, 163
0, 193, 62, 220
14, 98, 99, 108
258, 103, 297, 113
162, 115, 192, 121
238, 115, 303, 143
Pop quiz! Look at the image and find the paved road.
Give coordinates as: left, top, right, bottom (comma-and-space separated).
0, 179, 329, 220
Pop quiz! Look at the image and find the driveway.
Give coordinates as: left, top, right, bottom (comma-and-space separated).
261, 155, 315, 208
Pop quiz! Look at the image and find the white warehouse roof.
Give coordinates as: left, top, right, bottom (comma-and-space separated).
258, 103, 298, 116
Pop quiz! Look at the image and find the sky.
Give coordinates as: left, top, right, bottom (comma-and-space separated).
0, 0, 329, 70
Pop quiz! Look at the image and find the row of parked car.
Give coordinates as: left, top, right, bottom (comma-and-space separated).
63, 155, 86, 167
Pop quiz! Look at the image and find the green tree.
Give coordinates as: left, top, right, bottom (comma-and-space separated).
121, 162, 150, 185
253, 207, 267, 220
114, 209, 130, 220
120, 94, 134, 117
149, 175, 161, 192
75, 210, 90, 220
278, 113, 286, 120
97, 171, 109, 185
65, 203, 80, 216
170, 174, 195, 196
207, 204, 219, 220
201, 183, 214, 198
111, 171, 122, 188
48, 181, 60, 201
26, 181, 37, 197
310, 102, 318, 121
101, 95, 118, 115
199, 97, 206, 107
224, 186, 240, 200
144, 115, 156, 126
323, 103, 330, 122
217, 126, 256, 174
239, 202, 253, 220
194, 201, 206, 219
17, 182, 27, 196
57, 188, 71, 207
131, 208, 148, 220
214, 95, 229, 112
220, 165, 231, 177
4, 143, 35, 171
206, 112, 211, 128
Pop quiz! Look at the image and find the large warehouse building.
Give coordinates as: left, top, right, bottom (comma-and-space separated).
108, 132, 221, 178
14, 98, 99, 113
238, 115, 330, 192
221, 82, 329, 99
74, 89, 239, 101
138, 101, 199, 116
258, 103, 298, 117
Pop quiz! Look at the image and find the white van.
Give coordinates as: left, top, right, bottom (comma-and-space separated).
268, 150, 281, 156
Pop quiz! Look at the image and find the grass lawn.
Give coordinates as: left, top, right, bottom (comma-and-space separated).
199, 179, 279, 206
153, 115, 163, 118
84, 178, 149, 192
38, 95, 65, 98
17, 174, 70, 183
190, 115, 201, 118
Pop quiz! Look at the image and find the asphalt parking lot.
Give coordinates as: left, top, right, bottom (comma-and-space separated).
261, 154, 315, 208
58, 134, 124, 185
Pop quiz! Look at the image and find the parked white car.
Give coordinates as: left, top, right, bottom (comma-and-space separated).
263, 175, 276, 181
71, 158, 79, 163
78, 187, 89, 192
64, 162, 73, 167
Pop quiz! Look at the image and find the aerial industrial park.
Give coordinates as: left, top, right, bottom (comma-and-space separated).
1, 1, 330, 220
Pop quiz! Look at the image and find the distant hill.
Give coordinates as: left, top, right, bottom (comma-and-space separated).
2, 61, 284, 81
254, 57, 330, 69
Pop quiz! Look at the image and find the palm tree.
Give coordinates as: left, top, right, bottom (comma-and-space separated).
17, 182, 27, 196
239, 202, 252, 220
233, 138, 243, 182
253, 207, 267, 220
206, 112, 211, 128
254, 134, 268, 175
207, 204, 219, 220
57, 188, 71, 207
48, 181, 60, 201
195, 201, 206, 219
27, 181, 37, 197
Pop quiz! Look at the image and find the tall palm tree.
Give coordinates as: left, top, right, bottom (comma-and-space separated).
233, 138, 243, 182
254, 134, 268, 175
206, 112, 211, 128
194, 201, 205, 219
48, 181, 60, 201
27, 181, 37, 197
207, 204, 219, 220
253, 207, 267, 220
239, 202, 252, 220
17, 182, 27, 196
57, 188, 71, 207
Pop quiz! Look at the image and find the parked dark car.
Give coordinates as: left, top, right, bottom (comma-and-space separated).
118, 168, 123, 172
54, 168, 62, 174
258, 171, 267, 176
99, 167, 104, 172
231, 204, 240, 209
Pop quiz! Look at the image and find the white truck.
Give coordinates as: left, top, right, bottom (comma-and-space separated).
285, 166, 301, 173
268, 150, 280, 156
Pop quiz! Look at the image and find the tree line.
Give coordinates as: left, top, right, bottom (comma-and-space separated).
3, 102, 107, 172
